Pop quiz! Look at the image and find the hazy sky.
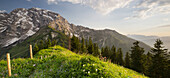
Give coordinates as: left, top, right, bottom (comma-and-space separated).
0, 0, 170, 36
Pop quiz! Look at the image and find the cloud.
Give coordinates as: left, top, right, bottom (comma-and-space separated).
126, 0, 170, 19
47, 0, 133, 15
27, 0, 31, 1
0, 10, 6, 13
47, 0, 58, 5
163, 18, 169, 21
157, 25, 170, 28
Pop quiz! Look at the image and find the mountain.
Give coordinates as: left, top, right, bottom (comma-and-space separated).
0, 8, 151, 59
0, 45, 148, 78
127, 34, 170, 50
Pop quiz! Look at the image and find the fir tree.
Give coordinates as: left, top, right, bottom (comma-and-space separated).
125, 52, 130, 68
52, 40, 57, 46
33, 43, 39, 55
93, 43, 100, 57
111, 45, 116, 63
117, 48, 124, 66
68, 33, 71, 50
143, 52, 152, 76
87, 37, 94, 54
130, 41, 145, 73
102, 46, 109, 58
39, 40, 44, 49
47, 38, 52, 48
71, 35, 77, 52
81, 37, 86, 54
149, 39, 169, 78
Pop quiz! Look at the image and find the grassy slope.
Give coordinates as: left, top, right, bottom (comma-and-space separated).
0, 46, 148, 78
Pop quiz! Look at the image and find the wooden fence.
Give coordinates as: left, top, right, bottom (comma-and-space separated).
5, 45, 33, 77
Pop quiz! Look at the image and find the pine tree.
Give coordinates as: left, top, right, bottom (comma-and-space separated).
33, 43, 39, 55
68, 33, 71, 50
47, 38, 52, 48
93, 43, 100, 57
52, 40, 57, 46
87, 37, 94, 54
125, 52, 130, 68
101, 47, 104, 56
76, 38, 81, 53
71, 35, 77, 52
39, 40, 44, 49
117, 48, 124, 66
81, 37, 86, 53
130, 41, 145, 73
111, 45, 116, 63
143, 52, 152, 76
102, 46, 109, 57
149, 39, 169, 78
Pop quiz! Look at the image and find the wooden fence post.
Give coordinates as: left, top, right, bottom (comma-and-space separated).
7, 53, 11, 77
30, 45, 33, 59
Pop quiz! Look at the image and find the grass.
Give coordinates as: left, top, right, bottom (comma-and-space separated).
0, 46, 148, 78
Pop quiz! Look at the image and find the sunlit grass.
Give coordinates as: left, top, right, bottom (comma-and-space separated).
0, 45, 148, 78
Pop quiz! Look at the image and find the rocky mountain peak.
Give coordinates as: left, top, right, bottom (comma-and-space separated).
0, 8, 72, 47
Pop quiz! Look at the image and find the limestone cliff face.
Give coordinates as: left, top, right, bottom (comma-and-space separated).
0, 8, 72, 47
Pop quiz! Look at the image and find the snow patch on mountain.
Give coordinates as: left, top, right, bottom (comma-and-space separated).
15, 17, 27, 25
43, 14, 53, 20
0, 27, 7, 33
0, 10, 6, 13
4, 38, 20, 47
26, 29, 36, 36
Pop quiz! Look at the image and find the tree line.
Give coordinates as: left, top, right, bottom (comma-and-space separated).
33, 33, 170, 78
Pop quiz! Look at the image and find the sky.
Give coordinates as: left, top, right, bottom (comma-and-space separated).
0, 0, 170, 36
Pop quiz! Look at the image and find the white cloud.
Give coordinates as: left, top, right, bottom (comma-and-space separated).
27, 0, 31, 2
48, 0, 58, 5
126, 0, 170, 19
47, 0, 133, 15
163, 18, 169, 21
0, 10, 6, 13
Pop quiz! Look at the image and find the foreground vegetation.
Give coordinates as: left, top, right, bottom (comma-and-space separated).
0, 46, 147, 78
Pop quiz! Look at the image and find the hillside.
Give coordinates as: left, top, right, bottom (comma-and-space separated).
0, 8, 151, 58
0, 26, 69, 59
0, 46, 148, 78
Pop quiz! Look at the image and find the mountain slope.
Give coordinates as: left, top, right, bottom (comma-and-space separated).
0, 8, 151, 58
0, 46, 148, 78
71, 25, 151, 54
127, 34, 170, 50
0, 26, 69, 59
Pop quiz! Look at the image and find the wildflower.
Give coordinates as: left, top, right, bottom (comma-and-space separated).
83, 69, 85, 72
50, 69, 52, 71
96, 69, 98, 72
88, 71, 90, 74
14, 74, 18, 76
33, 64, 36, 67
93, 64, 94, 66
83, 64, 85, 67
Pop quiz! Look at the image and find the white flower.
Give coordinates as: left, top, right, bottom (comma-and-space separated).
83, 65, 85, 67
88, 71, 90, 74
33, 64, 36, 67
96, 69, 98, 72
93, 64, 94, 66
83, 69, 85, 72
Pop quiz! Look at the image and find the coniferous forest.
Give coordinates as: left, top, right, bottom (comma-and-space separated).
33, 33, 170, 78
